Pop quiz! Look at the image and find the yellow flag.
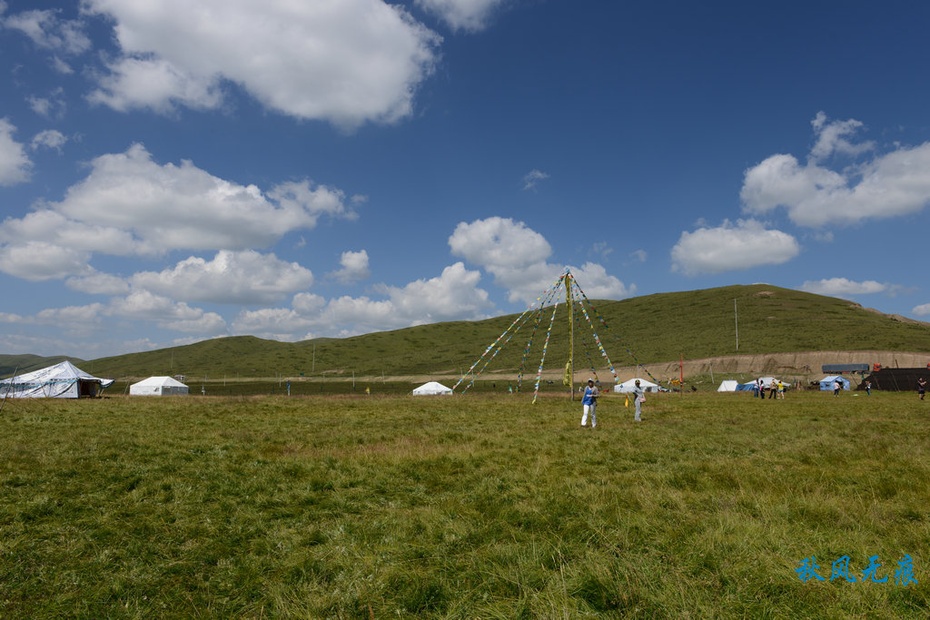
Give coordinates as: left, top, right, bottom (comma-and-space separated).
562, 361, 572, 387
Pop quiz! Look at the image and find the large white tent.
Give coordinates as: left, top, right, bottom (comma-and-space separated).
412, 381, 453, 396
717, 380, 739, 392
129, 376, 189, 396
614, 378, 661, 393
0, 361, 114, 399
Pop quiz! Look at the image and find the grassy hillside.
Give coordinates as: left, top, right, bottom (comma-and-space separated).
67, 284, 930, 381
0, 354, 84, 377
7, 284, 930, 380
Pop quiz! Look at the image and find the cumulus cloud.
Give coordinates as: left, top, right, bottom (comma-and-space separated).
88, 56, 225, 113
108, 290, 227, 334
234, 262, 493, 339
800, 278, 886, 296
0, 118, 32, 185
131, 250, 314, 304
415, 0, 505, 32
82, 0, 441, 128
741, 112, 930, 227
0, 144, 356, 280
671, 219, 800, 275
330, 250, 371, 283
449, 216, 633, 305
810, 111, 875, 161
913, 303, 930, 317
0, 241, 92, 281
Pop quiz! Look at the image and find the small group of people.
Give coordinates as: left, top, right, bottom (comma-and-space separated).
580, 378, 646, 428
756, 378, 786, 399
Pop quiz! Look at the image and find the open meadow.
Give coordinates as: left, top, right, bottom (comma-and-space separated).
1, 388, 928, 618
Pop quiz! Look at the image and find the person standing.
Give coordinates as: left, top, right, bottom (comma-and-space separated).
865, 380, 872, 396
631, 379, 645, 422
918, 377, 927, 401
580, 379, 599, 428
833, 378, 841, 397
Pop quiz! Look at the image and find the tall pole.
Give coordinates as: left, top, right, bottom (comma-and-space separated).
566, 272, 575, 401
734, 299, 739, 352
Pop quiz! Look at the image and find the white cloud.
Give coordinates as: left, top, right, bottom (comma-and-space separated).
741, 113, 930, 227
449, 216, 554, 303
810, 111, 875, 161
671, 219, 800, 276
566, 262, 635, 300
66, 271, 131, 295
31, 129, 67, 152
330, 250, 370, 283
108, 290, 227, 334
0, 118, 32, 185
83, 0, 441, 128
523, 168, 549, 190
449, 216, 633, 305
88, 56, 225, 113
913, 303, 930, 317
27, 89, 67, 118
233, 262, 493, 339
2, 8, 90, 54
0, 144, 356, 280
0, 241, 92, 281
415, 0, 505, 32
800, 278, 886, 296
131, 250, 314, 304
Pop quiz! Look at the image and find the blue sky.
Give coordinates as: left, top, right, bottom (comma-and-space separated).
2, 0, 930, 359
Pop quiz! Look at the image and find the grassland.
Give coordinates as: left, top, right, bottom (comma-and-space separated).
1, 389, 928, 618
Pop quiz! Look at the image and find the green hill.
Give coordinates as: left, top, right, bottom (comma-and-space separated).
0, 354, 85, 377
53, 284, 930, 381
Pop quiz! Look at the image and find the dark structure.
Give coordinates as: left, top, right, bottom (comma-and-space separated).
822, 363, 870, 374
858, 367, 930, 392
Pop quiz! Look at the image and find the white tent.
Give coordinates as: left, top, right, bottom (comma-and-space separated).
0, 360, 114, 399
614, 378, 660, 393
717, 380, 739, 392
412, 381, 453, 396
129, 376, 189, 396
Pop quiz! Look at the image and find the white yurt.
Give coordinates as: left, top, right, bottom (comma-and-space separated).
412, 381, 453, 396
129, 376, 190, 396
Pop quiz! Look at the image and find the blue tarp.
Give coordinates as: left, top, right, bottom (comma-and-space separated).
820, 375, 851, 391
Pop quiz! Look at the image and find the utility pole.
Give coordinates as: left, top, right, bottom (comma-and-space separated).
734, 298, 739, 352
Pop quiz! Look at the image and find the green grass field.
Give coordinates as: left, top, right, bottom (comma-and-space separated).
1, 389, 928, 618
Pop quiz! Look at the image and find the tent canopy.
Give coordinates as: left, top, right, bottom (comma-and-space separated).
820, 375, 851, 391
412, 381, 453, 396
614, 378, 661, 393
717, 380, 739, 392
129, 376, 189, 396
0, 361, 114, 399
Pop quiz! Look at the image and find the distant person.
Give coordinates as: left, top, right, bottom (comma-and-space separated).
580, 379, 598, 428
631, 379, 645, 422
865, 380, 871, 396
918, 377, 927, 401
769, 380, 777, 399
757, 378, 764, 399
833, 379, 841, 397
777, 380, 785, 399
